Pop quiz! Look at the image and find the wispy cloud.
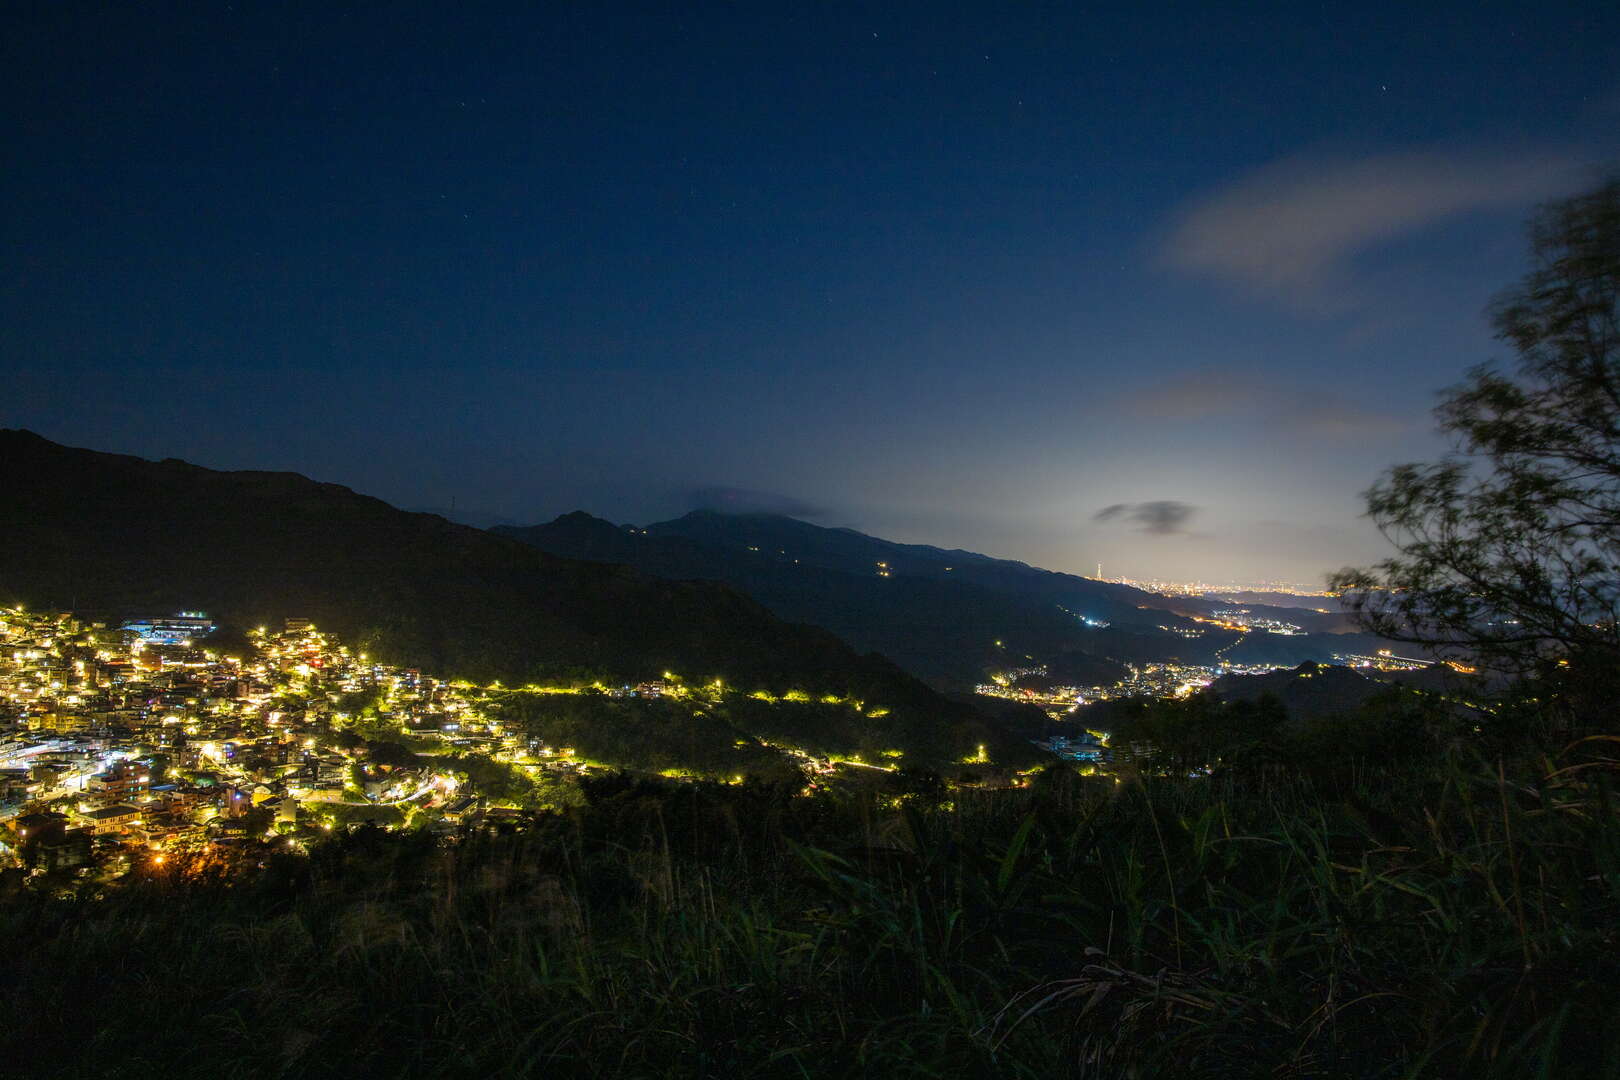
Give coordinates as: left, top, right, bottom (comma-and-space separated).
1094, 500, 1200, 536
1124, 366, 1413, 439
1159, 145, 1582, 308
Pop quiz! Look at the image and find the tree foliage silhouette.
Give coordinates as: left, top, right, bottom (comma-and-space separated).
1335, 178, 1620, 727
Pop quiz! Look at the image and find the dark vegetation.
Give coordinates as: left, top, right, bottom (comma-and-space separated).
1207, 660, 1479, 721
1336, 178, 1620, 735
1103, 678, 1462, 777
480, 688, 1044, 777
3, 711, 1616, 1079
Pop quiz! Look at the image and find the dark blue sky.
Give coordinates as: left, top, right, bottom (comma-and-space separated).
4, 2, 1617, 582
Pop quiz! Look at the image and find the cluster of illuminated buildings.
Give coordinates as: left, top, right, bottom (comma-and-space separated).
975, 659, 1292, 715
1333, 649, 1444, 672
1100, 575, 1334, 599
1089, 661, 1290, 701
0, 606, 560, 880
1204, 609, 1304, 635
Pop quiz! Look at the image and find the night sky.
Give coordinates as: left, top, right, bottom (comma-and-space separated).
5, 3, 1617, 583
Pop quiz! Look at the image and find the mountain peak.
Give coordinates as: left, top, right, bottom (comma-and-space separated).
1, 427, 49, 443
550, 509, 620, 527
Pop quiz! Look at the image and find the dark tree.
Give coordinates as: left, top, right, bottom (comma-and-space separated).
365, 741, 420, 769
1334, 179, 1620, 728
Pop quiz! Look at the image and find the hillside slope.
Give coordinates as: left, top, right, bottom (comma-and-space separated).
499, 511, 1122, 685
0, 431, 972, 719
499, 510, 1371, 687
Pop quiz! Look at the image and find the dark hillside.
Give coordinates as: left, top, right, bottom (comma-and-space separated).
1209, 662, 1388, 719
501, 510, 1374, 686
646, 509, 1192, 627
0, 432, 979, 726
499, 512, 1108, 686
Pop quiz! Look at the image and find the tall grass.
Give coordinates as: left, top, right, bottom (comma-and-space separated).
1, 744, 1616, 1078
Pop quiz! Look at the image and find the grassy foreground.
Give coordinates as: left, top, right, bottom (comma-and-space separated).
2, 744, 1617, 1079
